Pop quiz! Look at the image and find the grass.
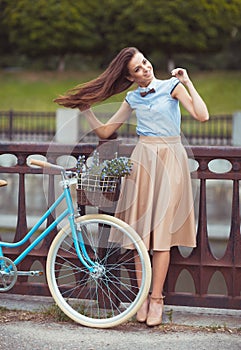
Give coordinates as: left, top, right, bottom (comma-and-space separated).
0, 70, 102, 112
190, 70, 241, 115
0, 70, 241, 115
42, 303, 71, 322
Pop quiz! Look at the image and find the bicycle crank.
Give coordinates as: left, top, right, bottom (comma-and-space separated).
17, 270, 44, 277
0, 256, 17, 292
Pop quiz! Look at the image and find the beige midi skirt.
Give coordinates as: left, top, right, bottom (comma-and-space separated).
114, 136, 196, 251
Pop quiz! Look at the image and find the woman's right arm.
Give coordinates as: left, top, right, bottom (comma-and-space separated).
80, 101, 133, 139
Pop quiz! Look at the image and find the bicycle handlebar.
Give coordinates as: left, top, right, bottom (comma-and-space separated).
0, 180, 7, 187
30, 159, 65, 172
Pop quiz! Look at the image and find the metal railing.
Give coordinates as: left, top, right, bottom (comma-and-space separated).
0, 140, 240, 309
0, 110, 233, 145
0, 110, 56, 141
181, 114, 232, 146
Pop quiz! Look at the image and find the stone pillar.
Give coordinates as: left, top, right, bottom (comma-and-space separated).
55, 108, 80, 144
232, 111, 241, 146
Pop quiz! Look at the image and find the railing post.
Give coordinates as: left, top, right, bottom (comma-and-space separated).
55, 108, 80, 143
98, 134, 121, 161
232, 111, 241, 146
9, 109, 13, 141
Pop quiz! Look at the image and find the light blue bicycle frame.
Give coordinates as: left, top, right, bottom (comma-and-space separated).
0, 180, 96, 272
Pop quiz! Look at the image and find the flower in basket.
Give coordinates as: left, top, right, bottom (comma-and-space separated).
76, 151, 133, 193
100, 157, 133, 179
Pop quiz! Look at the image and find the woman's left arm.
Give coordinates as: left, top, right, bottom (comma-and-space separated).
171, 68, 209, 122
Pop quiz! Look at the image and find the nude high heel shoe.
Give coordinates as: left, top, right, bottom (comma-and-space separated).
136, 298, 149, 323
146, 296, 165, 327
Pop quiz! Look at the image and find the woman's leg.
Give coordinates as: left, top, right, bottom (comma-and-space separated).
135, 250, 170, 324
134, 252, 150, 322
146, 250, 170, 326
151, 250, 170, 297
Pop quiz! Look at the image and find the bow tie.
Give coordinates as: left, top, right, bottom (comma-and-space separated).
140, 88, 156, 97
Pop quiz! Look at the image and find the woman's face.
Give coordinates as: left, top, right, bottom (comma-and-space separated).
127, 52, 154, 87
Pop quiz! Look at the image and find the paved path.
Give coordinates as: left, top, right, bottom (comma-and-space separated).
0, 293, 240, 350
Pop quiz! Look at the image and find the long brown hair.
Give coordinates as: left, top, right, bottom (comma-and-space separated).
54, 47, 139, 109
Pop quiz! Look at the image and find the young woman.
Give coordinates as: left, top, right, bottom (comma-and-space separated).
54, 47, 209, 326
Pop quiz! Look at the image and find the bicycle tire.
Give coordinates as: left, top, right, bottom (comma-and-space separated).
46, 214, 151, 328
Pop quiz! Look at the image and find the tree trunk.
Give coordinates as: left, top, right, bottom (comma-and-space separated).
167, 57, 175, 72
57, 55, 66, 72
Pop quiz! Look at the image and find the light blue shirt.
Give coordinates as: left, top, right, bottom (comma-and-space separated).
125, 77, 181, 137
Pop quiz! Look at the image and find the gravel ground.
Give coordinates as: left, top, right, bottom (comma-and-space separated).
1, 319, 241, 350
0, 294, 240, 350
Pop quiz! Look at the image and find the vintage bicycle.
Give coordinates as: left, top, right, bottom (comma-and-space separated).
0, 159, 151, 328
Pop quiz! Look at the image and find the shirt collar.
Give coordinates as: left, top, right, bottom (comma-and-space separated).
138, 78, 158, 93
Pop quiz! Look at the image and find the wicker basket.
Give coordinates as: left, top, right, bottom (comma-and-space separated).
76, 173, 119, 208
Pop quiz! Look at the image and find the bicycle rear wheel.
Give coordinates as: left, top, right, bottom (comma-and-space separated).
46, 214, 151, 328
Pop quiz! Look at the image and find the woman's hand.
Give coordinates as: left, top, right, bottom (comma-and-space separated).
79, 104, 91, 112
171, 68, 190, 85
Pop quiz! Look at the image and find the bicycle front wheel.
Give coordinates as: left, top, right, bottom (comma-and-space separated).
46, 214, 151, 328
